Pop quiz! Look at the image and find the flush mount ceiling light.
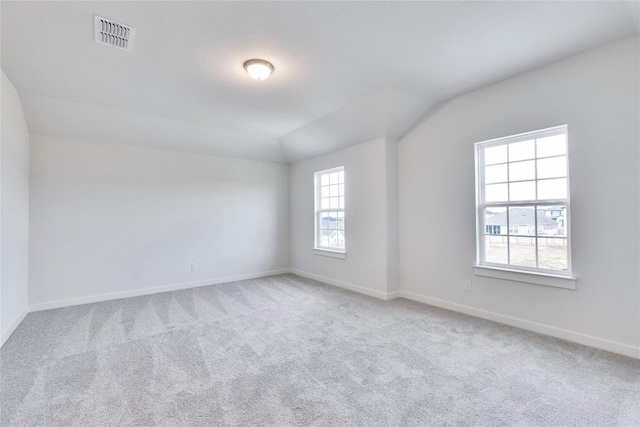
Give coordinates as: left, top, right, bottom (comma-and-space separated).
243, 59, 274, 80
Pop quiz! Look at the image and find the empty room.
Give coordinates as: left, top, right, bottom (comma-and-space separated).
1, 1, 639, 425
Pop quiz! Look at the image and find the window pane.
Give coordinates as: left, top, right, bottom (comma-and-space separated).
338, 171, 344, 183
538, 178, 567, 200
338, 197, 345, 209
337, 212, 345, 230
509, 181, 535, 201
484, 207, 506, 235
329, 197, 339, 209
538, 207, 567, 237
485, 164, 507, 184
508, 206, 535, 236
328, 236, 337, 249
320, 234, 329, 248
509, 238, 536, 268
321, 186, 330, 198
321, 198, 330, 209
320, 214, 329, 230
537, 239, 568, 271
537, 156, 566, 179
330, 185, 339, 197
338, 184, 344, 196
484, 145, 507, 165
336, 230, 345, 250
330, 172, 339, 185
537, 134, 566, 158
321, 174, 329, 186
485, 238, 508, 264
485, 183, 508, 202
329, 212, 338, 229
509, 140, 535, 162
509, 160, 535, 182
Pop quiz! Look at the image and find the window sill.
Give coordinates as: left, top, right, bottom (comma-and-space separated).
313, 249, 347, 260
473, 265, 576, 290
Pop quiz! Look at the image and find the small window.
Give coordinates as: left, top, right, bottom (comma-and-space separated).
314, 167, 345, 253
485, 225, 500, 235
475, 125, 571, 275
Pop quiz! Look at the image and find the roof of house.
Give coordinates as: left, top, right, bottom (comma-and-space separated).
486, 208, 558, 226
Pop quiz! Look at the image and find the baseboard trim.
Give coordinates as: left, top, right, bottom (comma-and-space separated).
291, 269, 398, 301
399, 290, 640, 359
1, 305, 30, 348
19, 268, 639, 359
29, 268, 292, 312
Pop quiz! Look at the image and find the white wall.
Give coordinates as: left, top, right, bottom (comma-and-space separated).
290, 137, 398, 298
399, 36, 639, 356
1, 71, 30, 345
29, 135, 289, 308
385, 138, 400, 293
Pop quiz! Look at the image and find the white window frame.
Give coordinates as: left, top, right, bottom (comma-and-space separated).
313, 166, 346, 259
474, 125, 576, 289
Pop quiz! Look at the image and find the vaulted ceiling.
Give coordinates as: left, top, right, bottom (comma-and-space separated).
2, 1, 638, 163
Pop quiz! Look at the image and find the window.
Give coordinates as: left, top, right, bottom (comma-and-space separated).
314, 167, 345, 256
475, 125, 571, 277
485, 225, 500, 235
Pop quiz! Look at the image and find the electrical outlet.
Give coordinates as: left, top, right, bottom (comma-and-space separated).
191, 263, 198, 271
463, 280, 471, 291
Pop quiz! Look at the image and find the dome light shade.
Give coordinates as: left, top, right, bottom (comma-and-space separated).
243, 59, 274, 80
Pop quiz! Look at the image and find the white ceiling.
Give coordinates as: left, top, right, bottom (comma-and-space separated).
2, 1, 638, 163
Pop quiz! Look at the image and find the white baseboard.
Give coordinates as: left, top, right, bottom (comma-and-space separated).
17, 267, 640, 359
29, 268, 292, 312
386, 290, 401, 300
1, 306, 30, 348
399, 290, 640, 360
290, 269, 398, 301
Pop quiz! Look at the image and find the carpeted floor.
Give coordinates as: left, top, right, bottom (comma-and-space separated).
1, 274, 638, 426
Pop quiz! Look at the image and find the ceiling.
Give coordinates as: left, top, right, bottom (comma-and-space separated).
2, 1, 638, 163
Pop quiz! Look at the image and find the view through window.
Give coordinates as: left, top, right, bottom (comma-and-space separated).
475, 126, 571, 274
314, 167, 345, 252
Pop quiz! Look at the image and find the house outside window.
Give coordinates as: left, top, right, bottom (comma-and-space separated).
314, 167, 345, 257
485, 225, 500, 235
475, 125, 571, 275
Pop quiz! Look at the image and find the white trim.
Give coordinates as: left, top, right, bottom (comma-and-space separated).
475, 125, 567, 147
290, 269, 398, 301
29, 269, 291, 312
473, 265, 576, 289
1, 306, 29, 348
313, 249, 347, 259
399, 290, 639, 359
386, 290, 401, 300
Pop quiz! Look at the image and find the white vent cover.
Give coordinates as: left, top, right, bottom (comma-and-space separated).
94, 15, 135, 52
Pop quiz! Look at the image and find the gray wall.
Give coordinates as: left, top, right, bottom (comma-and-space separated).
29, 135, 290, 308
290, 137, 399, 298
1, 71, 30, 345
398, 36, 639, 355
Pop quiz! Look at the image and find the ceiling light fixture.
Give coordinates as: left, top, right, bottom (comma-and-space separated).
243, 59, 274, 80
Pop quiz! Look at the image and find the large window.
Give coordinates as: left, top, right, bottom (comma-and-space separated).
314, 166, 345, 254
475, 125, 571, 276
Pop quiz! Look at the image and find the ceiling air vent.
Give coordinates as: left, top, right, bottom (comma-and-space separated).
94, 15, 135, 52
